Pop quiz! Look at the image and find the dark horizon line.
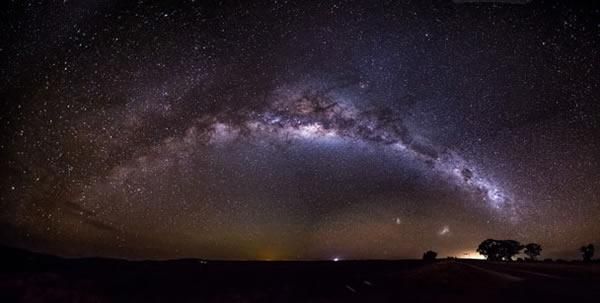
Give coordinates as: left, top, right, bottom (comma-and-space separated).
1, 244, 592, 263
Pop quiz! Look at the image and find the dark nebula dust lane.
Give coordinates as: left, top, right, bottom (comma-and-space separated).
1, 1, 599, 260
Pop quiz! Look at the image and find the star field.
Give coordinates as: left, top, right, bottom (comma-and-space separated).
1, 0, 599, 260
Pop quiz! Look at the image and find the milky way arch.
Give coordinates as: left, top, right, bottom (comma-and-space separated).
101, 81, 519, 223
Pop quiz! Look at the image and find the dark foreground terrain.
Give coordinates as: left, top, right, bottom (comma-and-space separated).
1, 247, 599, 302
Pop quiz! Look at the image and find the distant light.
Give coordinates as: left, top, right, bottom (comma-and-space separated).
333, 257, 340, 262
460, 251, 485, 260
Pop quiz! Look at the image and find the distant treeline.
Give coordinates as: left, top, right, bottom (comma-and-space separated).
423, 240, 596, 262
475, 239, 595, 262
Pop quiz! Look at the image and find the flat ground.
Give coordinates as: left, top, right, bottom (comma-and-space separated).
1, 249, 599, 302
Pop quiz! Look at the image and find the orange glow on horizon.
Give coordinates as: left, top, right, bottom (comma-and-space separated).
457, 250, 486, 260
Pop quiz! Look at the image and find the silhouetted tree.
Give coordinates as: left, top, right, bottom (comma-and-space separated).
500, 240, 523, 261
580, 244, 595, 262
477, 239, 502, 261
423, 250, 437, 261
524, 243, 542, 261
477, 239, 523, 261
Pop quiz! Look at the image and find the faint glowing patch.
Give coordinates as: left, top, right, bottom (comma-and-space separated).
395, 217, 402, 225
209, 122, 239, 144
392, 142, 407, 151
487, 188, 504, 207
287, 123, 338, 141
266, 115, 281, 124
301, 123, 336, 138
438, 226, 450, 236
333, 257, 340, 262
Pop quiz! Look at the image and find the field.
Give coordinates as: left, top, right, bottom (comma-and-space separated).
1, 247, 599, 302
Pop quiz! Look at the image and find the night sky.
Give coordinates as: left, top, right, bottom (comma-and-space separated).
1, 0, 599, 260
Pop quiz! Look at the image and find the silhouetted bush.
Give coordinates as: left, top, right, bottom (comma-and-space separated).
580, 244, 595, 262
422, 250, 437, 261
524, 243, 542, 261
